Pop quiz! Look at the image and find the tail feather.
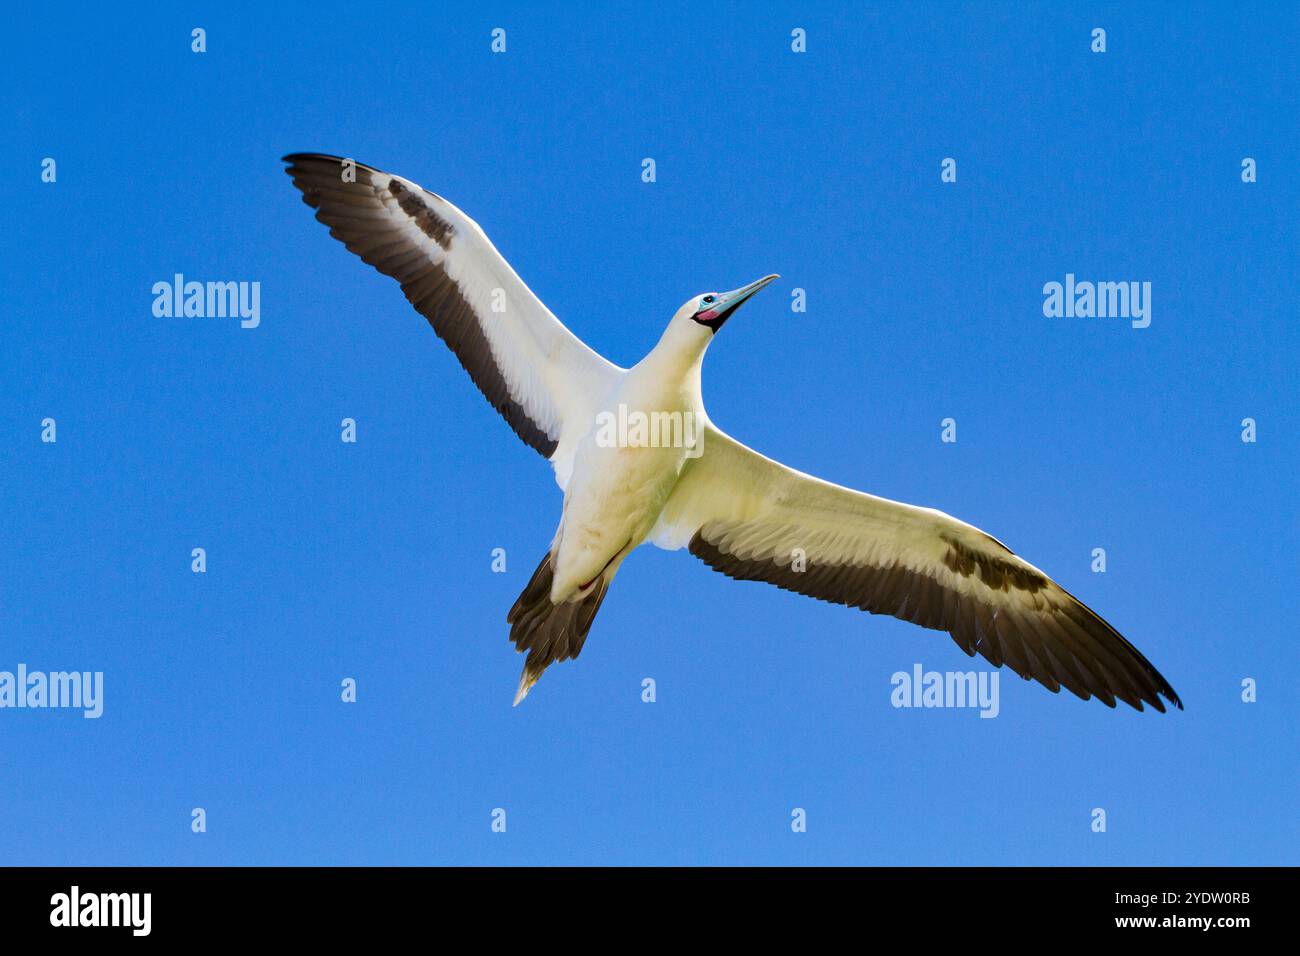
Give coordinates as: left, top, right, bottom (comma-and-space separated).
507, 553, 610, 705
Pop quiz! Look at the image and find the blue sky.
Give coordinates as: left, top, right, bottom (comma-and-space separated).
2, 1, 1295, 865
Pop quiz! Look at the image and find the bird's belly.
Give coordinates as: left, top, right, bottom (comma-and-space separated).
551, 441, 686, 599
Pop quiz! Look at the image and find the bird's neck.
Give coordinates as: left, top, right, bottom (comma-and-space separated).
643, 319, 711, 380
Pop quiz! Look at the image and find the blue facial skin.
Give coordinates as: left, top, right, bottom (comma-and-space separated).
691, 275, 779, 333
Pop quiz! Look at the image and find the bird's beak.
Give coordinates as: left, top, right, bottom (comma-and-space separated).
694, 274, 780, 332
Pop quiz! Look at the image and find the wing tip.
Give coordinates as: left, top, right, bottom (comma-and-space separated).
1129, 662, 1182, 713
281, 152, 391, 179
1117, 683, 1182, 714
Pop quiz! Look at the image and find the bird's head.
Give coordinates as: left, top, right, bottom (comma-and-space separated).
677, 274, 780, 335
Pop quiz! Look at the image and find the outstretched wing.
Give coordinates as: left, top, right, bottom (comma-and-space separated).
653, 425, 1181, 712
283, 153, 622, 464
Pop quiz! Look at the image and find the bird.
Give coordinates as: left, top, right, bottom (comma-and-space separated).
283, 152, 1182, 713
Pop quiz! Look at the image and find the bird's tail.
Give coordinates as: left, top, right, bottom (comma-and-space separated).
506, 552, 609, 706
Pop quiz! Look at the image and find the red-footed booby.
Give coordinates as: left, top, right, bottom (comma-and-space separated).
283, 153, 1182, 713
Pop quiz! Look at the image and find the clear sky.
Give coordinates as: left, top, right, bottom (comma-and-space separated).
2, 1, 1296, 866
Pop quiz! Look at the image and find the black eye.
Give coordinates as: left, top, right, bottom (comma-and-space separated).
703, 295, 715, 304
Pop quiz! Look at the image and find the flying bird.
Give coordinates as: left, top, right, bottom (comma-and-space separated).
283, 153, 1182, 713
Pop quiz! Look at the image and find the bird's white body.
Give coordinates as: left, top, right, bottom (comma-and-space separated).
284, 152, 1181, 713
550, 314, 709, 601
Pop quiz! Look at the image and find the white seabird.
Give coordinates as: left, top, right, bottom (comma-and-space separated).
284, 153, 1182, 713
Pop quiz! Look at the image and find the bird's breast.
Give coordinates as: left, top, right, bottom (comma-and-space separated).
550, 388, 700, 599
